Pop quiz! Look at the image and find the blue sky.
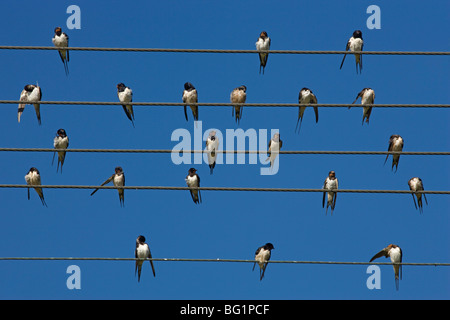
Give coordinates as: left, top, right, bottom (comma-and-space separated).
0, 0, 449, 300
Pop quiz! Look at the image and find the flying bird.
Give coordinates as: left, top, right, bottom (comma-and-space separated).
135, 235, 156, 282
230, 85, 247, 124
267, 133, 282, 169
252, 243, 274, 281
322, 170, 338, 215
52, 129, 69, 173
206, 131, 219, 174
296, 88, 319, 132
350, 88, 375, 125
90, 166, 125, 207
18, 84, 42, 125
255, 31, 271, 74
408, 177, 428, 213
384, 135, 404, 172
185, 168, 201, 204
182, 82, 199, 123
52, 27, 70, 75
370, 244, 402, 290
340, 30, 363, 74
25, 167, 47, 207
117, 83, 135, 127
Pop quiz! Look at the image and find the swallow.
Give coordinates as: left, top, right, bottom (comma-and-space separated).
90, 166, 125, 207
255, 31, 271, 74
340, 30, 363, 74
185, 168, 201, 204
52, 27, 70, 76
52, 129, 69, 173
206, 131, 219, 174
350, 88, 375, 125
230, 85, 247, 124
296, 88, 319, 133
266, 133, 282, 169
384, 135, 404, 172
408, 177, 428, 213
370, 244, 402, 290
322, 170, 338, 215
24, 167, 47, 207
117, 83, 135, 127
135, 235, 156, 282
182, 82, 199, 122
18, 84, 42, 125
252, 243, 274, 281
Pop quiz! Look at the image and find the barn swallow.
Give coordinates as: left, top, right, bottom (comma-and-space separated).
24, 167, 47, 207
117, 83, 135, 127
296, 88, 319, 133
135, 235, 156, 282
255, 31, 271, 74
185, 168, 201, 204
52, 27, 70, 75
252, 243, 274, 281
370, 244, 402, 290
340, 30, 363, 74
408, 177, 428, 213
230, 85, 247, 124
52, 129, 69, 173
351, 88, 375, 125
322, 170, 338, 215
18, 84, 42, 125
90, 166, 125, 207
266, 133, 282, 169
384, 135, 404, 172
206, 131, 219, 174
182, 82, 199, 122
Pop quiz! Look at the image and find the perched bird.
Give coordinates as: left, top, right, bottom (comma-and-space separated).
185, 168, 201, 204
90, 166, 125, 207
117, 83, 135, 127
206, 131, 219, 174
322, 170, 338, 215
351, 88, 375, 125
408, 177, 428, 213
182, 82, 199, 122
24, 167, 47, 207
252, 243, 274, 281
340, 30, 363, 74
384, 135, 404, 172
52, 129, 69, 173
135, 235, 156, 282
296, 88, 319, 132
52, 27, 70, 75
267, 133, 282, 169
370, 244, 402, 290
230, 85, 247, 124
255, 31, 271, 74
18, 84, 42, 125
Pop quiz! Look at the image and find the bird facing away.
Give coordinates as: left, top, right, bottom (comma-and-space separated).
252, 243, 274, 281
18, 84, 42, 125
408, 177, 428, 213
52, 27, 70, 76
90, 166, 125, 207
351, 88, 375, 125
182, 82, 199, 122
384, 135, 404, 172
24, 167, 47, 207
52, 128, 69, 173
370, 244, 402, 290
206, 131, 219, 174
185, 168, 201, 204
230, 85, 247, 124
135, 235, 156, 282
267, 133, 282, 169
340, 30, 363, 74
296, 88, 319, 133
322, 170, 338, 215
255, 31, 271, 74
117, 83, 135, 127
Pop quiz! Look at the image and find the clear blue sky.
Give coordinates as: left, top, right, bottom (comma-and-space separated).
0, 0, 449, 300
